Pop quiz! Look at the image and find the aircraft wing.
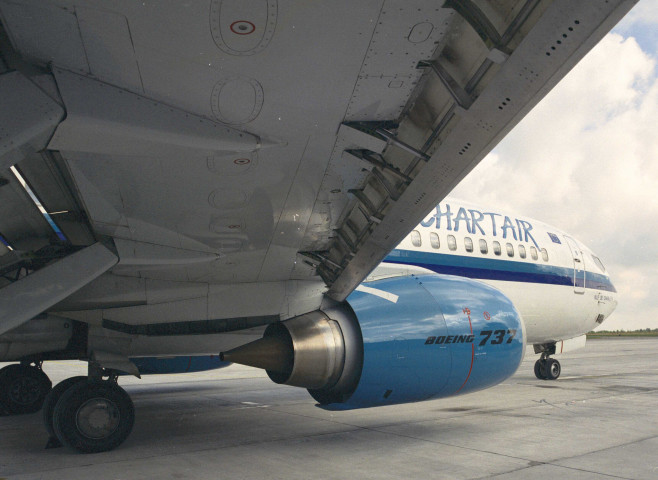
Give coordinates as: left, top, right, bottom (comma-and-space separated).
0, 0, 636, 334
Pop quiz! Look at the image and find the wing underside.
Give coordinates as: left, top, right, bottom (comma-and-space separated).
0, 0, 636, 334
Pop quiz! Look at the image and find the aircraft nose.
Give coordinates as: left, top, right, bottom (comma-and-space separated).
594, 273, 618, 327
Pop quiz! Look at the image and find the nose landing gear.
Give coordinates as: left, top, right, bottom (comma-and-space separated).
534, 353, 561, 380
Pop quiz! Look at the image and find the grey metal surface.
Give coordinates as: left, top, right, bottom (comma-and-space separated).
49, 69, 262, 157
1, 338, 656, 479
0, 71, 64, 171
0, 243, 117, 335
0, 1, 638, 329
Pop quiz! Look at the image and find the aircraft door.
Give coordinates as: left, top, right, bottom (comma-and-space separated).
565, 236, 586, 294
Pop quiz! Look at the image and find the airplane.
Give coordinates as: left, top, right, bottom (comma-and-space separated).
0, 0, 633, 454
379, 197, 617, 381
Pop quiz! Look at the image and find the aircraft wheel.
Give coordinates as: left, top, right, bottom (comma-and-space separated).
533, 359, 546, 380
544, 358, 561, 380
53, 381, 134, 453
0, 364, 52, 414
42, 376, 87, 445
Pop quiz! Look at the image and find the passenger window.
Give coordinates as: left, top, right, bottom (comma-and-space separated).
506, 243, 514, 257
430, 232, 440, 249
493, 241, 501, 256
518, 245, 526, 259
464, 237, 473, 253
479, 239, 488, 254
541, 248, 549, 262
447, 235, 457, 251
530, 246, 538, 260
411, 230, 421, 247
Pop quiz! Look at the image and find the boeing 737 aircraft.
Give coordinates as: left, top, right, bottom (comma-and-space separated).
0, 0, 633, 453
379, 198, 617, 380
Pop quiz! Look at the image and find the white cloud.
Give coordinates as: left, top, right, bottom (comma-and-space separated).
452, 26, 658, 330
615, 0, 658, 33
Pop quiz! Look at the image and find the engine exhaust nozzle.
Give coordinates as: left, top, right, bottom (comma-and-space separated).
220, 311, 345, 390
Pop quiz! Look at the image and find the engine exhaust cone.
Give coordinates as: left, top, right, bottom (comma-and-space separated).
220, 333, 293, 375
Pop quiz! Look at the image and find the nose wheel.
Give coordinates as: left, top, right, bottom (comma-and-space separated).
534, 355, 561, 380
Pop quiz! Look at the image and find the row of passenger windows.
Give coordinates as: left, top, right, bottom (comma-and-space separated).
409, 231, 549, 262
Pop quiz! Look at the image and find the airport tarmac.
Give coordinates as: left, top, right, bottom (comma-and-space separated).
1, 337, 657, 480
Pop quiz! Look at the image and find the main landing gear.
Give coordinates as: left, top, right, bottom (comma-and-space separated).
0, 362, 52, 415
42, 366, 134, 453
534, 353, 561, 380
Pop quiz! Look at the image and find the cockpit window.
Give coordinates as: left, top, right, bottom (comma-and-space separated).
592, 254, 606, 272
447, 235, 457, 251
430, 232, 440, 249
464, 237, 473, 253
411, 230, 421, 247
493, 241, 501, 256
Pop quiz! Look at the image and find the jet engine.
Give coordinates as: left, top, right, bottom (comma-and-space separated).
221, 274, 525, 409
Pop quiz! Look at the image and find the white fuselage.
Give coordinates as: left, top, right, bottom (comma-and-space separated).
385, 198, 617, 346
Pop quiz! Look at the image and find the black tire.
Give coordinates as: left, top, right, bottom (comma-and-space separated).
534, 359, 546, 380
53, 381, 134, 453
0, 365, 52, 414
0, 365, 12, 415
544, 358, 561, 380
42, 376, 87, 440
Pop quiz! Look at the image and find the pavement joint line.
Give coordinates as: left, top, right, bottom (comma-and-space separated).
479, 461, 634, 480
257, 405, 559, 463
492, 434, 658, 480
257, 382, 654, 431
363, 428, 656, 480
251, 400, 658, 477
551, 433, 658, 461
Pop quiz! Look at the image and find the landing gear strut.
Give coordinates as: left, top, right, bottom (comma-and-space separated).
42, 365, 134, 453
534, 353, 561, 380
0, 362, 52, 414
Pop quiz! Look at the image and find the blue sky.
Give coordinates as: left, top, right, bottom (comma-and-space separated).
453, 1, 658, 331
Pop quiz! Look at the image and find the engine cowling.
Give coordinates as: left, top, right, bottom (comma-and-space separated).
221, 273, 525, 409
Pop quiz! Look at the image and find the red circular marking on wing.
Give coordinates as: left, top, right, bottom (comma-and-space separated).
230, 21, 256, 35
228, 225, 241, 229
483, 311, 491, 321
234, 158, 250, 165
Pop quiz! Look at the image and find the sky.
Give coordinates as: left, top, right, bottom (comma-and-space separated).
451, 0, 658, 331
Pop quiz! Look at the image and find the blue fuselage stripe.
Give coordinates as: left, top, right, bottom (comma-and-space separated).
384, 249, 617, 292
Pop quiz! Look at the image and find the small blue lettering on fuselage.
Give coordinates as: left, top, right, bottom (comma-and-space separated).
421, 204, 540, 248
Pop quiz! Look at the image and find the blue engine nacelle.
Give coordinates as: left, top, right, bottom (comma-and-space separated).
220, 274, 525, 409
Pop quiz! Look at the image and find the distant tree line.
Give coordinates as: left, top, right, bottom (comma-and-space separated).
587, 328, 658, 336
